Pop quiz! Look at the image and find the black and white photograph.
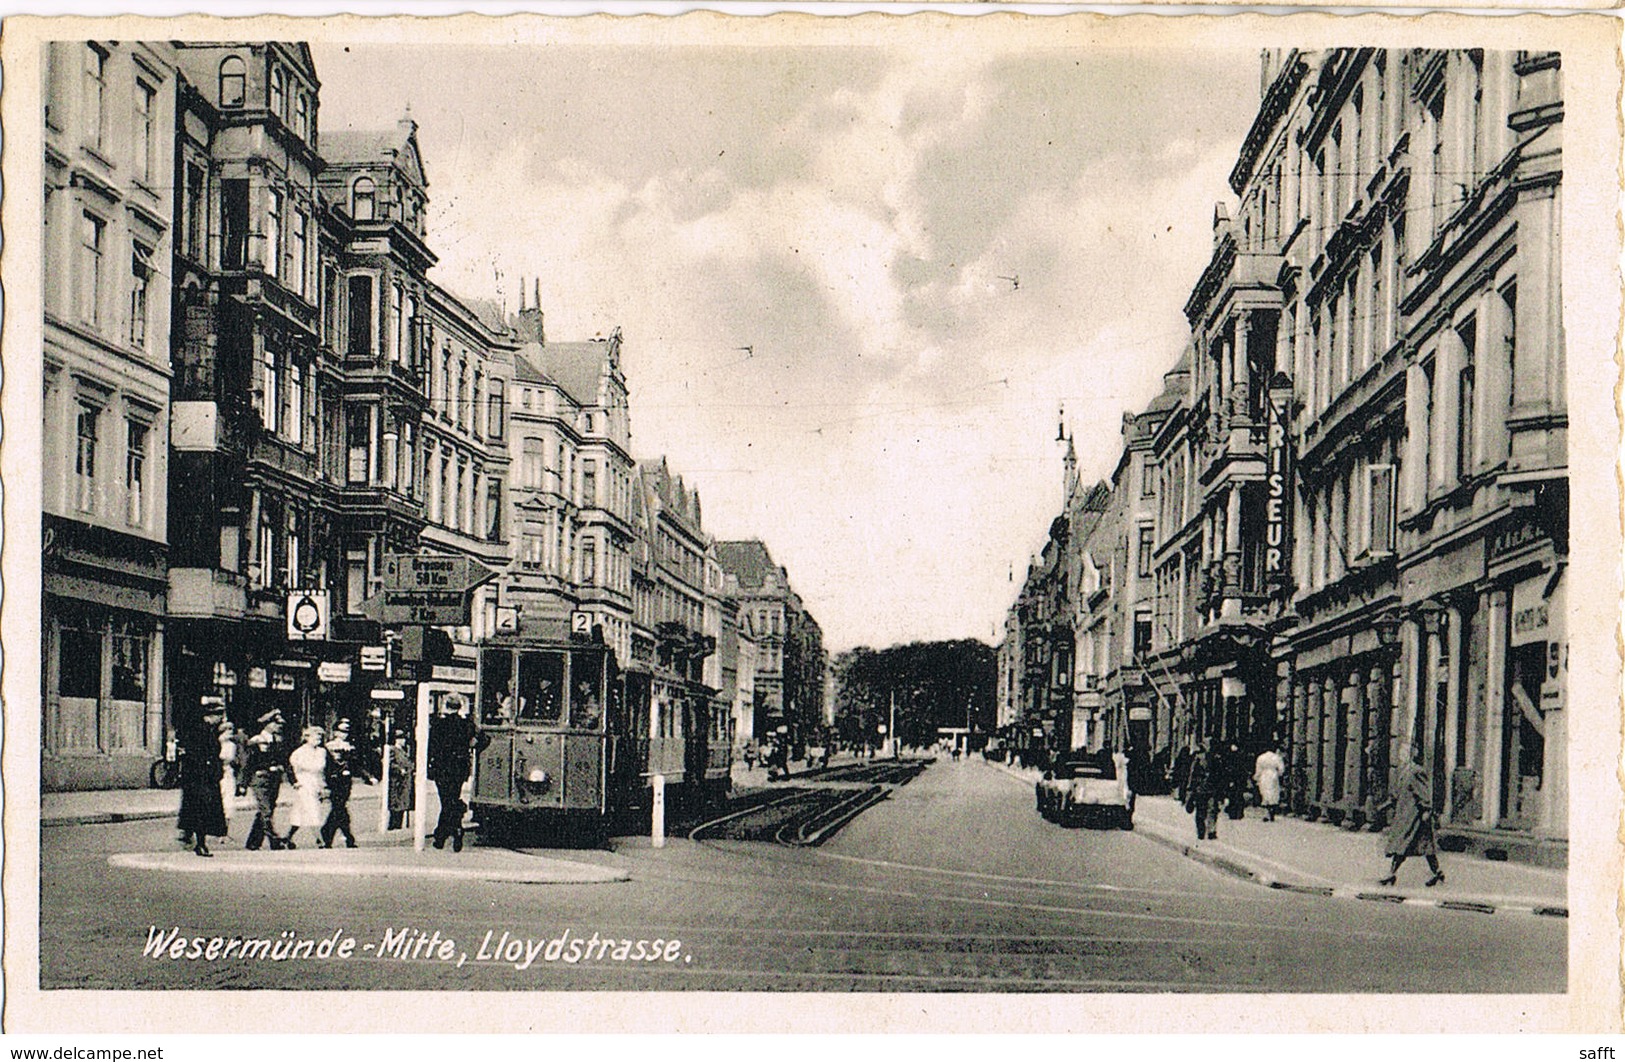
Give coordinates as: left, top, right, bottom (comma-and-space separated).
3, 7, 1619, 1036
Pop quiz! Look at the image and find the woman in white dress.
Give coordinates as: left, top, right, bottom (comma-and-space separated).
217, 722, 240, 829
285, 725, 329, 849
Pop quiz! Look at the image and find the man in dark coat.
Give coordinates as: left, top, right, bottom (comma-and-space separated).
1380, 746, 1444, 886
176, 703, 227, 857
320, 719, 368, 848
1184, 740, 1223, 840
428, 698, 474, 851
1173, 744, 1194, 804
243, 714, 292, 850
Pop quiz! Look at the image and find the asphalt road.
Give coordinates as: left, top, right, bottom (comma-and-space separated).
38, 757, 1564, 993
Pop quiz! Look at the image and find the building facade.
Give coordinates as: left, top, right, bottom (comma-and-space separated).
715, 540, 826, 748
1003, 49, 1566, 856
42, 41, 179, 789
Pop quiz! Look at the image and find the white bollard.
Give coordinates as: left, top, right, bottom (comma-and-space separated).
651, 774, 666, 849
378, 742, 392, 835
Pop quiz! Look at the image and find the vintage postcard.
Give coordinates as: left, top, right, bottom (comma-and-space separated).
2, 8, 1619, 1035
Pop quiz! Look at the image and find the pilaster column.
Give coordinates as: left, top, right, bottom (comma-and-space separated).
1222, 485, 1243, 619
1482, 588, 1508, 828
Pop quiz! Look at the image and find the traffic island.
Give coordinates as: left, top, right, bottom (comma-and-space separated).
108, 846, 629, 884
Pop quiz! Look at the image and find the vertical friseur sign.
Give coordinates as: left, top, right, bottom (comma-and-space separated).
1265, 397, 1292, 582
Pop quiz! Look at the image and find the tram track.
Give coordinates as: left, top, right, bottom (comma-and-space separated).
690, 758, 931, 847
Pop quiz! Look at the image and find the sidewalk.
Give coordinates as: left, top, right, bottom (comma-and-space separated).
41, 782, 626, 884
991, 759, 1567, 919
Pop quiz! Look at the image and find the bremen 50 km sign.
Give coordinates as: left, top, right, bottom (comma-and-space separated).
363, 554, 498, 626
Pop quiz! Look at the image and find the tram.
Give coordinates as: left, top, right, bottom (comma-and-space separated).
469, 638, 731, 842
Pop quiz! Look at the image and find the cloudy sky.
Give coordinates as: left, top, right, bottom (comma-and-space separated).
310, 26, 1260, 652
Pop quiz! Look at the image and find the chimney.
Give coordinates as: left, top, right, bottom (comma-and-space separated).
513, 280, 546, 345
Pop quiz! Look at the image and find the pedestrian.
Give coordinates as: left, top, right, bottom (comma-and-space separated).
320, 719, 366, 848
386, 729, 414, 831
742, 743, 757, 770
243, 714, 292, 850
1173, 744, 1194, 804
176, 703, 228, 857
217, 721, 241, 830
1379, 746, 1445, 887
428, 697, 474, 851
1224, 742, 1249, 819
285, 725, 328, 850
1253, 744, 1285, 822
1184, 739, 1222, 841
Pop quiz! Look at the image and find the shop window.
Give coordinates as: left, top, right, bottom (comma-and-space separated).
58, 623, 102, 700
110, 621, 148, 702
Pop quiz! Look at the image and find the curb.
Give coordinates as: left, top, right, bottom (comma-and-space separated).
108, 850, 630, 884
1133, 816, 1566, 919
989, 760, 1566, 920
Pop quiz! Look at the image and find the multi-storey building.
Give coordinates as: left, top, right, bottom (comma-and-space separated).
502, 310, 635, 661
42, 41, 178, 789
1258, 49, 1567, 848
1007, 48, 1566, 858
317, 116, 435, 634
163, 43, 333, 751
715, 539, 825, 748
715, 572, 760, 746
1107, 381, 1184, 769
420, 281, 515, 644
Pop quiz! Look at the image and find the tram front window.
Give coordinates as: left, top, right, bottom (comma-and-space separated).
568, 650, 603, 730
481, 648, 515, 727
517, 650, 564, 724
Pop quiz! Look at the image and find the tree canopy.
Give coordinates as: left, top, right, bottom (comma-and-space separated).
832, 640, 997, 749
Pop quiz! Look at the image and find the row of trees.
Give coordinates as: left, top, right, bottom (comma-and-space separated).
832, 640, 997, 750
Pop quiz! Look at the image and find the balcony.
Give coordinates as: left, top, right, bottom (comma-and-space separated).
168, 567, 247, 620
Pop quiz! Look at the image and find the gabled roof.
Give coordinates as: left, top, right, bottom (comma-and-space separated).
513, 345, 550, 386
321, 117, 428, 189
541, 341, 610, 408
716, 540, 778, 591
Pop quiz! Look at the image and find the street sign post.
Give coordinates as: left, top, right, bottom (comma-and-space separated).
362, 554, 498, 626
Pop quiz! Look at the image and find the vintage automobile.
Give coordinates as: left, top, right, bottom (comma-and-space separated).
1035, 752, 1134, 829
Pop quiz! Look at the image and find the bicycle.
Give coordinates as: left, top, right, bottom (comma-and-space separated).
149, 733, 181, 789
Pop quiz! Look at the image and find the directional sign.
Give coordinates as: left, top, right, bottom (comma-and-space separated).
383, 554, 497, 595
368, 554, 499, 626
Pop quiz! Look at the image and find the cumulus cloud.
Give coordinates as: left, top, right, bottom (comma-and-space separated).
312, 38, 1258, 649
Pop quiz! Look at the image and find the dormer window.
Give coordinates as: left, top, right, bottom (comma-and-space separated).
352, 177, 376, 221
219, 56, 245, 108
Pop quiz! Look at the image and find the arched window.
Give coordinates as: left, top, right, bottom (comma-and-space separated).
294, 91, 309, 139
270, 67, 285, 117
219, 56, 245, 108
352, 177, 375, 221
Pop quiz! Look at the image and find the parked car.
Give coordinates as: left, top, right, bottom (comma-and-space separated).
1035, 752, 1134, 829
